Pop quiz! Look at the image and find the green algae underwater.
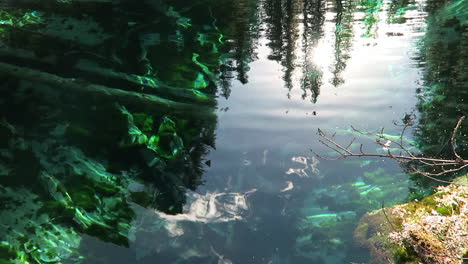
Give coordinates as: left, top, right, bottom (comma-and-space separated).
0, 0, 467, 263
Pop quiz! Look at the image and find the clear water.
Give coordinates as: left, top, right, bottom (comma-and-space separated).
0, 0, 466, 263
185, 1, 425, 263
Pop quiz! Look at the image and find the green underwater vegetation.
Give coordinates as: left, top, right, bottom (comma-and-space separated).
295, 163, 411, 262
410, 0, 468, 186
0, 0, 466, 263
0, 0, 231, 262
0, 186, 82, 264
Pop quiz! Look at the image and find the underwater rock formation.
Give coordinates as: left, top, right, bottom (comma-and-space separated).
354, 174, 468, 263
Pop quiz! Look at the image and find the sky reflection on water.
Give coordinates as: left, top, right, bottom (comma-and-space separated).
193, 0, 429, 262
2, 0, 458, 263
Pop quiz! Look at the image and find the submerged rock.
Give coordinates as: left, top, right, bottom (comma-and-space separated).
354, 175, 468, 264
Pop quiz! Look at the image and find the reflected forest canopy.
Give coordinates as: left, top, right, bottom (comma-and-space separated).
0, 0, 467, 263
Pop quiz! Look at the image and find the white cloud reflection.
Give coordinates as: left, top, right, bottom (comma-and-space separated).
156, 189, 256, 229
286, 155, 321, 178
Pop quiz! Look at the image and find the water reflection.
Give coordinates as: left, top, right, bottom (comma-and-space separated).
285, 155, 321, 179
329, 0, 355, 86
222, 0, 261, 88
223, 0, 425, 103
156, 189, 256, 224
410, 0, 468, 186
262, 0, 325, 101
0, 0, 465, 263
0, 0, 225, 262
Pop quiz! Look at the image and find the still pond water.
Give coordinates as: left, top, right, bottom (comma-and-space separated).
197, 1, 423, 263
1, 0, 466, 263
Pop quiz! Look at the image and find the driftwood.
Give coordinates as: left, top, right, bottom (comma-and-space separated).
0, 61, 216, 118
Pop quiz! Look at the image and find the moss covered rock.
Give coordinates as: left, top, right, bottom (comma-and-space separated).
354, 175, 468, 263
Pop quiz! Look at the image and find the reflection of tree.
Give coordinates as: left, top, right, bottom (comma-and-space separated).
300, 0, 325, 102
330, 0, 356, 87
282, 0, 300, 91
359, 0, 383, 38
316, 1, 468, 186
0, 0, 225, 261
386, 0, 412, 24
220, 0, 261, 97
263, 0, 325, 101
412, 2, 468, 183
263, 0, 286, 62
263, 0, 299, 91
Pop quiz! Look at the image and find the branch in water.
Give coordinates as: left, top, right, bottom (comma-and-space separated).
313, 116, 467, 185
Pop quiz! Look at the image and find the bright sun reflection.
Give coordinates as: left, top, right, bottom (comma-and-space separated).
221, 0, 427, 130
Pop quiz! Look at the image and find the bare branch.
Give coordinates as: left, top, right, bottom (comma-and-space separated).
408, 165, 459, 184
317, 129, 353, 155
314, 117, 468, 186
381, 201, 397, 232
345, 137, 356, 149
351, 125, 372, 135
450, 116, 465, 164
311, 149, 346, 161
400, 123, 408, 147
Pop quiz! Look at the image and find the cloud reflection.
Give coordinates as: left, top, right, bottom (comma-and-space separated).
156, 189, 256, 226
286, 155, 321, 178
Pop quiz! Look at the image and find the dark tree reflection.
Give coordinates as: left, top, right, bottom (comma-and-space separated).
299, 0, 325, 102
0, 0, 231, 256
263, 0, 326, 101
330, 0, 356, 87
412, 1, 468, 184
220, 0, 261, 96
262, 0, 300, 91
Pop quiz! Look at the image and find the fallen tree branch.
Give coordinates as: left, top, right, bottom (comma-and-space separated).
313, 116, 467, 185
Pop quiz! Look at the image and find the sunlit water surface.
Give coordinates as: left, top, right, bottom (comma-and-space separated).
0, 0, 441, 263
93, 1, 429, 263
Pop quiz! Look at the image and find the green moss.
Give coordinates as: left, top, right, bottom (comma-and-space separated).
353, 222, 370, 244
403, 202, 419, 213
435, 204, 460, 215
392, 246, 419, 263
435, 205, 451, 215
420, 195, 437, 206
392, 246, 409, 262
418, 193, 461, 215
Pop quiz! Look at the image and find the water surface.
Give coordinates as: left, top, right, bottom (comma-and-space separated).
1, 0, 466, 263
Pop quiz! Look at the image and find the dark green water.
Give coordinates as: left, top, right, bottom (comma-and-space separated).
0, 0, 466, 263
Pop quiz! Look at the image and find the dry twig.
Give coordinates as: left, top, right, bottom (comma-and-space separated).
313, 116, 467, 185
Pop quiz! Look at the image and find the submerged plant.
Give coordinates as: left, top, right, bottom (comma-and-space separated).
0, 186, 82, 264
117, 104, 185, 160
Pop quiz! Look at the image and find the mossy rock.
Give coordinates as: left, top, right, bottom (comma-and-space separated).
354, 174, 468, 263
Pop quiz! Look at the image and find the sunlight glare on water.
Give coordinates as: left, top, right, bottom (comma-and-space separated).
2, 0, 465, 263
